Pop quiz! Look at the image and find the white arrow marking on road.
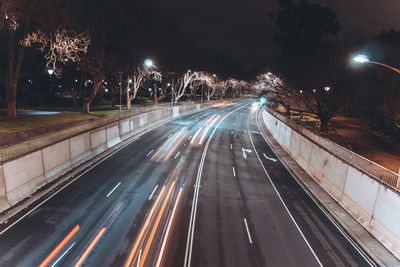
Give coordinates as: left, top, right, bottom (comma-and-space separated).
263, 153, 277, 162
242, 148, 252, 159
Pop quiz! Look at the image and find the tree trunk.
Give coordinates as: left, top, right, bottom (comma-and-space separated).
7, 78, 17, 117
82, 80, 102, 114
127, 95, 131, 110
207, 95, 211, 101
83, 100, 91, 113
154, 88, 158, 104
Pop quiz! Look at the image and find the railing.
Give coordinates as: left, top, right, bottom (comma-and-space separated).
0, 102, 211, 164
267, 109, 400, 191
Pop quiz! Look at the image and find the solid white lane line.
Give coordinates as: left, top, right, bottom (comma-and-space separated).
136, 249, 142, 267
232, 167, 236, 177
168, 134, 173, 138
0, 136, 141, 236
255, 111, 374, 266
174, 152, 180, 159
50, 242, 76, 267
188, 135, 193, 141
231, 130, 233, 135
230, 144, 233, 150
248, 130, 323, 267
106, 182, 121, 198
184, 102, 251, 267
243, 218, 253, 244
146, 150, 154, 157
148, 185, 159, 200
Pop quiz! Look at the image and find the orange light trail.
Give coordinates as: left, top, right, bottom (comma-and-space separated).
74, 227, 106, 267
198, 116, 220, 145
155, 188, 183, 267
124, 186, 166, 267
138, 182, 176, 267
39, 225, 80, 267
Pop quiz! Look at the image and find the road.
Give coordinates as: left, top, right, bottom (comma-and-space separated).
0, 99, 373, 267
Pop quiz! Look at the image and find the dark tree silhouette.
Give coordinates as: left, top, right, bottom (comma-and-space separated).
272, 0, 340, 58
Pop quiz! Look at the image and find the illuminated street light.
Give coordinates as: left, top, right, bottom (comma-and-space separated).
213, 74, 217, 78
148, 88, 152, 91
128, 79, 132, 83
144, 59, 155, 68
167, 83, 171, 87
105, 88, 108, 93
353, 55, 369, 63
324, 86, 331, 92
312, 89, 317, 94
299, 90, 303, 94
47, 69, 54, 75
353, 54, 400, 74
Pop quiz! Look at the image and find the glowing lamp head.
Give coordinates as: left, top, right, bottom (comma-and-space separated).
47, 69, 54, 75
144, 59, 155, 68
353, 55, 369, 64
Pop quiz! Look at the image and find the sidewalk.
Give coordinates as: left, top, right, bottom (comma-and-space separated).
331, 116, 400, 173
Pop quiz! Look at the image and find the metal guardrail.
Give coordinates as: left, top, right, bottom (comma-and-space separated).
268, 109, 400, 191
0, 102, 214, 164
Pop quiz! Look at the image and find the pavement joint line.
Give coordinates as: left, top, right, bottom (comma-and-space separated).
184, 101, 251, 267
148, 185, 159, 200
50, 242, 76, 267
243, 218, 253, 244
174, 152, 180, 159
248, 124, 323, 267
255, 108, 376, 266
146, 150, 154, 157
106, 182, 121, 198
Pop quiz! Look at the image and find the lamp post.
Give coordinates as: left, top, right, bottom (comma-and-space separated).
47, 69, 54, 97
144, 58, 158, 104
353, 55, 400, 74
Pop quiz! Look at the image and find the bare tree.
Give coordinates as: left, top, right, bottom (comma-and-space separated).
126, 67, 162, 109
255, 73, 298, 115
173, 71, 202, 103
23, 29, 90, 77
1, 0, 79, 117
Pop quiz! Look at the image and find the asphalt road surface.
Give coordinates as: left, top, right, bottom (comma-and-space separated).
0, 99, 373, 267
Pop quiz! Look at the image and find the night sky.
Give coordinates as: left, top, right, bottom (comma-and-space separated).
154, 0, 400, 72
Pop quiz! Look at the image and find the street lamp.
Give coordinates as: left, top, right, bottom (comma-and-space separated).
324, 86, 331, 92
144, 59, 155, 69
47, 69, 54, 96
353, 54, 400, 74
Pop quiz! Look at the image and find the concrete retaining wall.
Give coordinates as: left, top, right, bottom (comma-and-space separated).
262, 109, 400, 259
0, 103, 214, 213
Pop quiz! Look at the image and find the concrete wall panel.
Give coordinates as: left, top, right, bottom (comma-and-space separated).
70, 133, 91, 165
106, 125, 121, 147
0, 165, 10, 211
42, 140, 71, 181
90, 128, 107, 155
373, 186, 400, 240
3, 151, 45, 205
